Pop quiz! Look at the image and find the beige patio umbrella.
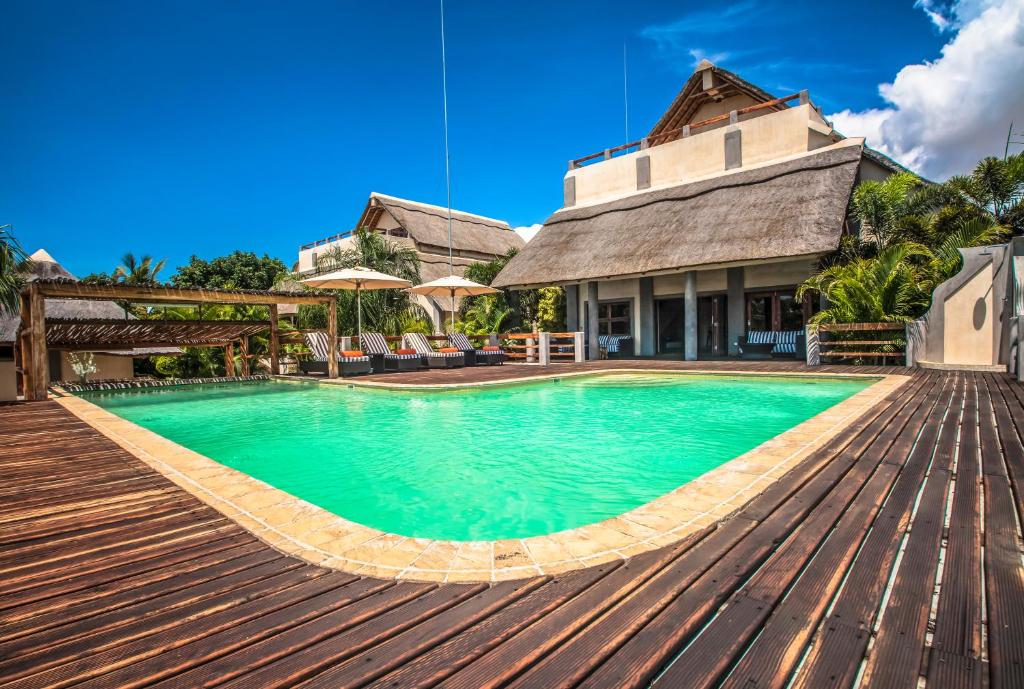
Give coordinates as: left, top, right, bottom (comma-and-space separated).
407, 274, 498, 332
301, 266, 411, 344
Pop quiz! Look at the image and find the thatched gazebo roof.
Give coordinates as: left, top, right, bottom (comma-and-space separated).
492, 141, 864, 289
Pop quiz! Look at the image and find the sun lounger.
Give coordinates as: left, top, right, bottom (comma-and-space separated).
404, 333, 466, 368
361, 332, 422, 373
448, 332, 505, 366
299, 332, 371, 376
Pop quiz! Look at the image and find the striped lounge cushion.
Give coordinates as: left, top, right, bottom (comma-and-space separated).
341, 355, 370, 362
448, 333, 475, 351
405, 333, 444, 356
361, 332, 393, 356
304, 332, 330, 361
746, 331, 774, 345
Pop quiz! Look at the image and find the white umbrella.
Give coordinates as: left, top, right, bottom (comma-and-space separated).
407, 274, 498, 332
301, 266, 412, 344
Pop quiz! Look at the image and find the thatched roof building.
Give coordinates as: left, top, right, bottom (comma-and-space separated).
492, 61, 916, 361
297, 193, 524, 328
493, 142, 862, 289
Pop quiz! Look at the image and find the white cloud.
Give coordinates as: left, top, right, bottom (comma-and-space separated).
829, 0, 1024, 180
513, 224, 542, 242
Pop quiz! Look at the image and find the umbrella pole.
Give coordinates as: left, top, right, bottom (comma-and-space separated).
356, 284, 362, 347
450, 287, 456, 333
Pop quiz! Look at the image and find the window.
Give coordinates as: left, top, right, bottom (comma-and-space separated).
598, 301, 631, 336
746, 290, 805, 331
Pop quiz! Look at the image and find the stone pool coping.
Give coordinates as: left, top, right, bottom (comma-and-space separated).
54, 369, 909, 583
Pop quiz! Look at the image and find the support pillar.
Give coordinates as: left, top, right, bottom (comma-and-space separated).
223, 341, 235, 377
23, 284, 47, 401
327, 298, 338, 379
239, 337, 250, 377
727, 266, 745, 356
539, 332, 551, 366
565, 284, 579, 332
586, 281, 599, 360
684, 271, 697, 361
268, 304, 280, 375
638, 277, 655, 357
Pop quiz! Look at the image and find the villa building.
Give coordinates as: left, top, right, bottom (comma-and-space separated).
492, 61, 909, 360
297, 192, 524, 332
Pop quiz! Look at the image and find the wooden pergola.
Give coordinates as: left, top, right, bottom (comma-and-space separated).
18, 280, 338, 401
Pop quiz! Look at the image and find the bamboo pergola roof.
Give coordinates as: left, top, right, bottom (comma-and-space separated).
30, 279, 334, 305
45, 319, 271, 350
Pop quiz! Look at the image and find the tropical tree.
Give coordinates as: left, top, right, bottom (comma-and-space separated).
456, 295, 514, 335
114, 252, 166, 286
460, 248, 565, 332
297, 229, 430, 336
943, 153, 1024, 235
0, 225, 31, 314
798, 243, 936, 324
171, 251, 287, 291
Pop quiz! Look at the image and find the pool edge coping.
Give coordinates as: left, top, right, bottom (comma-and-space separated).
54, 369, 910, 583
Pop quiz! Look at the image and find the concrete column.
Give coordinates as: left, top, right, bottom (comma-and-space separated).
727, 266, 745, 356
539, 332, 551, 366
586, 281, 600, 361
684, 271, 698, 361
638, 277, 655, 357
573, 332, 585, 363
565, 284, 579, 331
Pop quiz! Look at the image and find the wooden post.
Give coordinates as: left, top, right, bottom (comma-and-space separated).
327, 298, 338, 379
224, 341, 235, 377
239, 337, 250, 377
24, 284, 47, 401
268, 304, 280, 375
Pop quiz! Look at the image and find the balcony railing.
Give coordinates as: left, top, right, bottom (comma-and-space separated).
568, 91, 806, 170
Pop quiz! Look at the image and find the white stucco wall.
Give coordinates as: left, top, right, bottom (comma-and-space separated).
942, 262, 997, 366
57, 353, 135, 382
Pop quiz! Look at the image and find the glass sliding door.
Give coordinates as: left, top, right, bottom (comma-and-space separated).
698, 295, 727, 358
655, 298, 684, 356
746, 289, 805, 332
598, 301, 631, 336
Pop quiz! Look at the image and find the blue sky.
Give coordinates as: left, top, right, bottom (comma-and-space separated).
2, 1, 953, 277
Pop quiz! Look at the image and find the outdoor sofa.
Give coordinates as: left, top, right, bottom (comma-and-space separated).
448, 332, 505, 366
598, 334, 634, 359
404, 333, 466, 369
738, 330, 806, 360
299, 332, 372, 377
361, 332, 422, 373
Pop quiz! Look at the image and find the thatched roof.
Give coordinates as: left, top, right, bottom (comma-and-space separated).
358, 193, 523, 257
1, 250, 129, 343
492, 142, 864, 289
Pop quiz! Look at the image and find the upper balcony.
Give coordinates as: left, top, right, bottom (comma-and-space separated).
563, 92, 838, 208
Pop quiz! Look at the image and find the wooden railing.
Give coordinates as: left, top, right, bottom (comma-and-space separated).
499, 331, 583, 364
569, 91, 805, 170
811, 323, 907, 365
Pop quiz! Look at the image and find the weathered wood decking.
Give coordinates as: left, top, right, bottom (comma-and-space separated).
1, 364, 1022, 688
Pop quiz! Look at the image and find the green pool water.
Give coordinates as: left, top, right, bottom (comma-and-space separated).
80, 373, 874, 540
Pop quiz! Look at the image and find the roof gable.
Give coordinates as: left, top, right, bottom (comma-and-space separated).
648, 62, 785, 138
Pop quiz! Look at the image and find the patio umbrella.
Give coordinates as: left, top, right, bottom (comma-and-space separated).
407, 274, 498, 332
301, 266, 411, 344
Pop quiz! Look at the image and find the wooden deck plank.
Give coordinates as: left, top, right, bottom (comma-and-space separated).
0, 363, 1014, 689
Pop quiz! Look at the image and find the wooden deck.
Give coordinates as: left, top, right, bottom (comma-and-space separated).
1, 364, 1022, 688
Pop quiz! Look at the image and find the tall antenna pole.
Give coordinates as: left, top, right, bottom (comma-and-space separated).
440, 0, 454, 275
623, 43, 629, 142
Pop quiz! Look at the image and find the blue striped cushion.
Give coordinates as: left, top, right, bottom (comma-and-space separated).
598, 335, 630, 353
386, 352, 421, 360
747, 331, 773, 345
475, 349, 502, 356
424, 351, 464, 358
340, 355, 370, 362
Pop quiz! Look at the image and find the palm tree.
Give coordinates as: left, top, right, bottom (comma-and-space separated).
798, 243, 936, 324
456, 294, 513, 335
943, 153, 1024, 235
847, 172, 933, 252
0, 225, 31, 315
114, 252, 166, 286
305, 229, 429, 336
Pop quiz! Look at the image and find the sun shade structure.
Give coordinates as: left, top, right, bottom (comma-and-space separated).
17, 279, 339, 400
407, 275, 498, 332
301, 266, 412, 344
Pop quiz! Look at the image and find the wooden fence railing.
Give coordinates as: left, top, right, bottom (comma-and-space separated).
810, 322, 907, 365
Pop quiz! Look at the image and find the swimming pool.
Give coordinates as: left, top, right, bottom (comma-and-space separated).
80, 373, 875, 540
